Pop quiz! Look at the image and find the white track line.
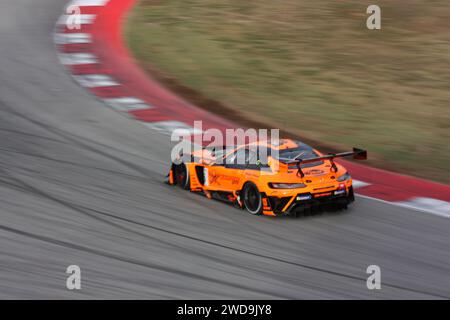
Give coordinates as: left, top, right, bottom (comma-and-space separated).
352, 180, 370, 189
103, 97, 153, 112
57, 14, 96, 26
73, 74, 119, 87
357, 194, 450, 219
68, 0, 109, 6
58, 53, 98, 65
54, 33, 92, 44
142, 121, 204, 136
397, 198, 450, 219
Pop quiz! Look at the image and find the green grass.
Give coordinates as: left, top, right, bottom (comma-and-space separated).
126, 0, 450, 183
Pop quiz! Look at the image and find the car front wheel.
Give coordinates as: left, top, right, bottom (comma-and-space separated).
242, 182, 263, 215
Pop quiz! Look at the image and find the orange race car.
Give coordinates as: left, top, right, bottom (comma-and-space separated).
166, 139, 367, 216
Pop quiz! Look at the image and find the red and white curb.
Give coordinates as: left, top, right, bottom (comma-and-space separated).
54, 0, 450, 217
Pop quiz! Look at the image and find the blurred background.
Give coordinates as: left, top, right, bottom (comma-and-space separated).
126, 0, 450, 184
2, 0, 450, 300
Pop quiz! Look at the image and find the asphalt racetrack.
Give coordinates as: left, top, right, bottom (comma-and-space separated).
1, 0, 450, 299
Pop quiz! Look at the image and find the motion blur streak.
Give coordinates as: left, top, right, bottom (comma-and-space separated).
0, 0, 450, 299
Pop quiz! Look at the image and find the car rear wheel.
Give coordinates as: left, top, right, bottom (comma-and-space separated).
174, 163, 190, 190
242, 182, 263, 215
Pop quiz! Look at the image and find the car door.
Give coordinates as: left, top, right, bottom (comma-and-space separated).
243, 148, 262, 182
206, 148, 246, 191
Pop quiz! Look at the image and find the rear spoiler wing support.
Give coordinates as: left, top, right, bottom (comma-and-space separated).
295, 148, 367, 178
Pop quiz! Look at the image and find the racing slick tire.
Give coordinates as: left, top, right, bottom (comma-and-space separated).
242, 182, 263, 215
173, 163, 190, 190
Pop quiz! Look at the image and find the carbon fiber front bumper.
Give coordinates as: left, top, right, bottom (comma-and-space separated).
268, 187, 355, 215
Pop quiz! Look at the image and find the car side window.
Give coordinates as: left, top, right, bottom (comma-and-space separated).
224, 151, 238, 165
222, 147, 267, 169
246, 149, 258, 165
246, 148, 264, 170
223, 148, 249, 168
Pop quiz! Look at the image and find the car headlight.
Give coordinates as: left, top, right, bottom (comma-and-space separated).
337, 172, 351, 182
269, 183, 307, 189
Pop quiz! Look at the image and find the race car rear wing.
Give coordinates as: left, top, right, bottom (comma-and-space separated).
282, 148, 367, 178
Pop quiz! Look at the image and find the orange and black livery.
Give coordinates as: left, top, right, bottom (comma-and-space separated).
166, 139, 367, 216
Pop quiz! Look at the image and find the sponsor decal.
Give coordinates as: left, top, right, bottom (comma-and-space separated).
304, 169, 326, 176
